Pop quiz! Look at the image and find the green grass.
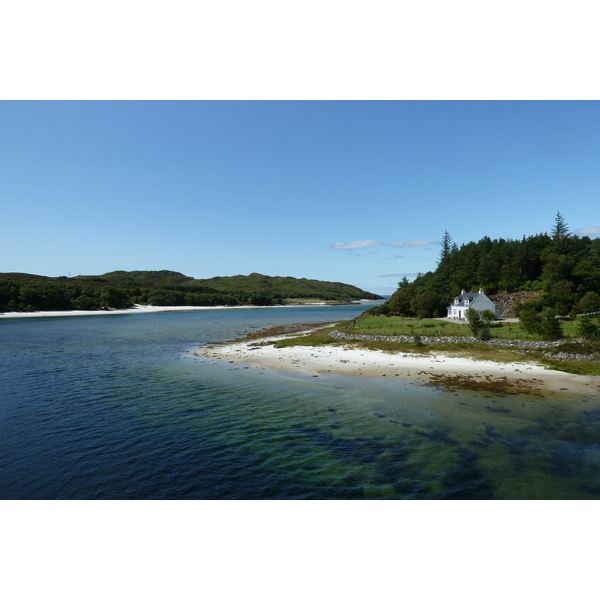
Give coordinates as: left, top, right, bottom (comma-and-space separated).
274, 334, 341, 348
340, 315, 472, 337
273, 325, 343, 348
341, 314, 581, 341
225, 322, 340, 344
352, 339, 532, 362
539, 359, 600, 376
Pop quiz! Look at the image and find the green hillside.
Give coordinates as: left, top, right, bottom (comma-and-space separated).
0, 270, 381, 313
74, 270, 195, 287
195, 273, 381, 302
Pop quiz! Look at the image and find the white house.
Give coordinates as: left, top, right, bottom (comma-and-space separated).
446, 289, 501, 320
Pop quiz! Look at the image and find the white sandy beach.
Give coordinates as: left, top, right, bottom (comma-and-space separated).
195, 330, 600, 397
0, 302, 367, 319
0, 305, 242, 318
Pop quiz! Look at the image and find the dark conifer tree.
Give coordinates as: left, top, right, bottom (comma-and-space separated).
551, 211, 570, 240
438, 230, 453, 265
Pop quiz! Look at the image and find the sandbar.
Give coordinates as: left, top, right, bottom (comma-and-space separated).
195, 330, 600, 397
0, 302, 365, 319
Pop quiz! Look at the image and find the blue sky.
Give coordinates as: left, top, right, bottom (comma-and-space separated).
2, 101, 599, 295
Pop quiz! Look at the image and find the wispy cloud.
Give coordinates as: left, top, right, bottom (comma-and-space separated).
390, 239, 440, 248
330, 240, 385, 250
331, 239, 439, 250
576, 226, 600, 237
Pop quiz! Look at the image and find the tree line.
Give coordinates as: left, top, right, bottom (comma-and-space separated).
372, 213, 600, 325
0, 279, 256, 312
0, 270, 380, 313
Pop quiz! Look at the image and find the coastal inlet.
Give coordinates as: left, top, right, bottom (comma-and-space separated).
2, 303, 600, 499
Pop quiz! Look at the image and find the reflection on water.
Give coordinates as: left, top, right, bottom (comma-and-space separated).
1, 305, 600, 499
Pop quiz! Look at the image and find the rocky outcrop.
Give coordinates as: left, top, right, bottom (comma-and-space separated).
489, 291, 541, 317
543, 352, 596, 361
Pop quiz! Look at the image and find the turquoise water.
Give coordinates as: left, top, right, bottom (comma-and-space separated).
2, 304, 600, 499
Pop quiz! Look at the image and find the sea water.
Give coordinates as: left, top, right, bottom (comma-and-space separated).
2, 304, 600, 499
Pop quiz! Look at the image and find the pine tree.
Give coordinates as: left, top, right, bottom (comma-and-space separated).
438, 230, 453, 265
540, 308, 564, 340
551, 211, 570, 240
467, 307, 491, 340
577, 314, 600, 340
519, 303, 543, 335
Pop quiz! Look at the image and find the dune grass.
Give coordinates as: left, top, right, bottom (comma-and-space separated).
273, 326, 341, 348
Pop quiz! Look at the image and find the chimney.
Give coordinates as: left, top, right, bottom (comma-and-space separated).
479, 288, 483, 294
461, 289, 466, 294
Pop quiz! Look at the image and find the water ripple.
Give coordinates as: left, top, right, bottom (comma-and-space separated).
3, 307, 600, 499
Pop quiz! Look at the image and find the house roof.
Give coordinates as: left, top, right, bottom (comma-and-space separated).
447, 290, 479, 309
447, 289, 500, 311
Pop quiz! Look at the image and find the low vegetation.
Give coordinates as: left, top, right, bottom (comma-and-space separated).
274, 333, 342, 348
339, 314, 582, 340
265, 315, 600, 377
226, 322, 340, 345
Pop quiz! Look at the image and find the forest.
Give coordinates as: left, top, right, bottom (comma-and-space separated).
0, 270, 381, 313
372, 213, 600, 321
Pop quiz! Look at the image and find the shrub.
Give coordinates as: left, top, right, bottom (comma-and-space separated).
539, 308, 564, 340
478, 328, 492, 341
466, 308, 491, 339
575, 292, 600, 314
519, 303, 543, 335
481, 309, 496, 325
577, 314, 600, 340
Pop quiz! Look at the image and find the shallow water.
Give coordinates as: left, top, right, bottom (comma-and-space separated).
2, 305, 600, 499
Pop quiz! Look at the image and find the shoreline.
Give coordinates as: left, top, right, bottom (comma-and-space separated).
0, 301, 374, 319
195, 329, 600, 397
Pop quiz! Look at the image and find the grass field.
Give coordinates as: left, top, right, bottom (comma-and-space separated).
339, 314, 580, 340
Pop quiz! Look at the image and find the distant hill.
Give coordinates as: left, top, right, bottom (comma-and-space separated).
194, 272, 380, 302
0, 270, 381, 313
74, 270, 195, 287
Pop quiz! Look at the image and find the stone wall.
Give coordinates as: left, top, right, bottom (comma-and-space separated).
328, 330, 596, 361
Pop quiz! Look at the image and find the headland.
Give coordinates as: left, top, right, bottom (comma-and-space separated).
195, 327, 600, 397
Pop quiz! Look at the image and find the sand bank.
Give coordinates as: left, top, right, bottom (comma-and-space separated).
0, 305, 245, 318
195, 331, 600, 397
0, 302, 367, 319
